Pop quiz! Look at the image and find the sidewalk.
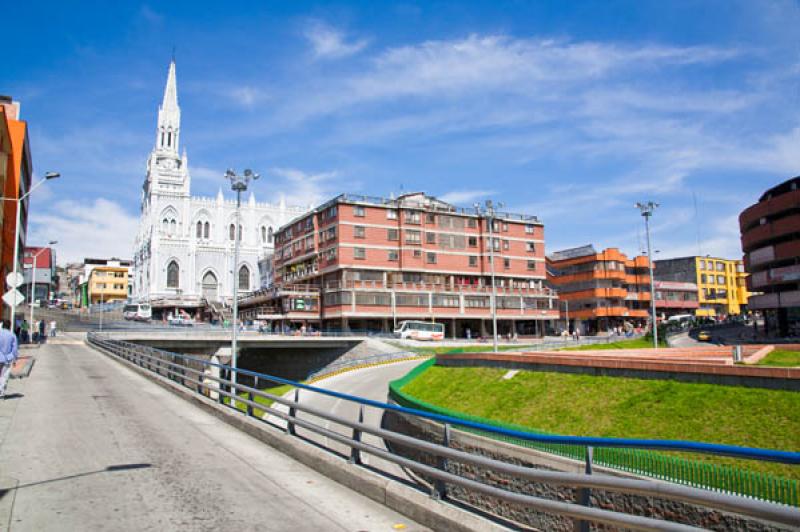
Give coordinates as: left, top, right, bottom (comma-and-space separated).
0, 335, 426, 531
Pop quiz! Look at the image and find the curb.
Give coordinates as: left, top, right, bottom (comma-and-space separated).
86, 340, 506, 532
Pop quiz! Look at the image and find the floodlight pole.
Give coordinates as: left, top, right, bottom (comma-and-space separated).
225, 168, 259, 408
636, 201, 659, 349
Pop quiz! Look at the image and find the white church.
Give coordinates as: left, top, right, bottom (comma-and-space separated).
132, 60, 306, 317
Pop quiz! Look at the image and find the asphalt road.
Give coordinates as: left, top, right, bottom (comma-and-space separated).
0, 335, 427, 531
282, 359, 427, 481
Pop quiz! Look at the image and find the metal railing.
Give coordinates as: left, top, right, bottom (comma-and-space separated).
85, 332, 800, 531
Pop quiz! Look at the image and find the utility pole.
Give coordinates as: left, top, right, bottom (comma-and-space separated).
475, 200, 503, 353
225, 168, 260, 408
636, 201, 659, 349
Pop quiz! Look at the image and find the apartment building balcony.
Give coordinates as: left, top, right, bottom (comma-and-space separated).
741, 213, 800, 251
322, 279, 556, 298
565, 306, 649, 320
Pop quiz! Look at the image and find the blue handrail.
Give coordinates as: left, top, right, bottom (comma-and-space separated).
105, 336, 800, 465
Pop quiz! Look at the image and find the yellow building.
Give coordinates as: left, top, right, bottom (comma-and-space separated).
695, 257, 749, 317
88, 266, 129, 304
655, 256, 749, 318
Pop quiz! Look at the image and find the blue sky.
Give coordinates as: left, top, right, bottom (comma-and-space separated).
3, 1, 799, 263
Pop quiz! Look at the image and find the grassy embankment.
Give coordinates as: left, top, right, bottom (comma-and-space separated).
399, 364, 800, 479
223, 383, 295, 417
756, 349, 800, 368
558, 337, 668, 350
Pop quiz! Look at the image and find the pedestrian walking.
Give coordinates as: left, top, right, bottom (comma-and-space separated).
50, 320, 57, 337
21, 320, 29, 344
38, 319, 46, 344
0, 320, 19, 398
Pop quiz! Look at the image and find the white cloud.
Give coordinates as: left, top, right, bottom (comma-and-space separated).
28, 198, 138, 264
229, 86, 268, 107
438, 189, 495, 205
269, 167, 342, 208
303, 21, 368, 59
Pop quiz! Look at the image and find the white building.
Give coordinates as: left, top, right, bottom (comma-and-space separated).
132, 61, 305, 315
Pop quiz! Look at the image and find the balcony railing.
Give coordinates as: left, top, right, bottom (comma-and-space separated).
324, 279, 557, 297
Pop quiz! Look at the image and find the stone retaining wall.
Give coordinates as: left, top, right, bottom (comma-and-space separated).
383, 410, 789, 531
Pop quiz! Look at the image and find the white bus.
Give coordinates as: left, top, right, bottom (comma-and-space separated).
394, 320, 445, 341
123, 303, 152, 322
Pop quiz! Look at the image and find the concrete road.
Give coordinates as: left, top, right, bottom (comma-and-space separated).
289, 359, 428, 480
0, 337, 427, 531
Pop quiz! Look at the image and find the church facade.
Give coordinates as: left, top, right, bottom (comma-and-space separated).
132, 61, 305, 313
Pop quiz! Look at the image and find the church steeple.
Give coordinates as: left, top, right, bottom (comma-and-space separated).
155, 59, 181, 154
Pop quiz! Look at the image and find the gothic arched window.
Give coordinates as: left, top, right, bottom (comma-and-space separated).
170, 219, 177, 236
268, 227, 273, 243
261, 226, 267, 244
203, 221, 210, 239
229, 224, 236, 241
166, 261, 179, 288
167, 131, 172, 147
196, 221, 203, 238
238, 265, 250, 291
162, 219, 169, 233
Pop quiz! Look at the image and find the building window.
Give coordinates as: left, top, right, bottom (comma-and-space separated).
170, 219, 176, 235
238, 265, 250, 290
503, 240, 509, 250
468, 236, 478, 247
387, 228, 399, 241
204, 222, 210, 239
426, 252, 437, 264
354, 225, 366, 239
387, 210, 398, 220
261, 226, 267, 243
527, 260, 536, 271
354, 206, 366, 217
229, 224, 236, 241
467, 218, 477, 229
699, 260, 705, 269
196, 221, 203, 238
413, 249, 422, 258
526, 242, 536, 253
426, 232, 436, 244
502, 222, 508, 232
267, 227, 273, 243
426, 213, 436, 224
354, 248, 366, 260
405, 230, 421, 244
504, 258, 510, 269
469, 256, 478, 267
525, 224, 534, 234
717, 275, 724, 285
405, 210, 421, 224
166, 261, 179, 288
388, 250, 399, 261
701, 274, 707, 283
716, 262, 724, 272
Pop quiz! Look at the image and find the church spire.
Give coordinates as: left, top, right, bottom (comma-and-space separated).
155, 59, 181, 154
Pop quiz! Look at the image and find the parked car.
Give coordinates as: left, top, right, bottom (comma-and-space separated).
168, 316, 195, 327
697, 330, 711, 342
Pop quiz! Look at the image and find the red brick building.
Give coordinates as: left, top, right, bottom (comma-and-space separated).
740, 176, 800, 337
240, 192, 558, 336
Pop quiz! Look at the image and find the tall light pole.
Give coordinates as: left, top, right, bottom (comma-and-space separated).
1, 171, 60, 328
225, 168, 259, 407
475, 200, 503, 353
636, 201, 659, 349
29, 240, 57, 337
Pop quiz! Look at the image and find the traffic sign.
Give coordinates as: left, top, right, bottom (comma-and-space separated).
2, 289, 25, 308
6, 272, 23, 289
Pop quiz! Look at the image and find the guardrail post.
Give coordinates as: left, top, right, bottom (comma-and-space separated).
433, 423, 451, 500
218, 367, 226, 405
574, 446, 593, 532
350, 405, 364, 465
286, 389, 298, 435
246, 389, 254, 417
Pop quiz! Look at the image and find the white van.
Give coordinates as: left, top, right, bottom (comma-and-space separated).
123, 303, 152, 322
394, 320, 445, 341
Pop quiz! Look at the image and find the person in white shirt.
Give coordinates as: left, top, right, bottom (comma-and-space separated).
0, 320, 19, 398
50, 320, 58, 337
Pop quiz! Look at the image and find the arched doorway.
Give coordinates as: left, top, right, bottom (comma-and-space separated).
202, 271, 218, 301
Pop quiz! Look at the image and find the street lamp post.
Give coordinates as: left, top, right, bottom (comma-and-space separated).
636, 201, 659, 349
225, 168, 259, 407
1, 172, 60, 329
475, 200, 503, 353
29, 240, 57, 338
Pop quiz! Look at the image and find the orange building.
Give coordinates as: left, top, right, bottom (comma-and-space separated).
547, 245, 651, 335
240, 192, 559, 337
0, 97, 33, 318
